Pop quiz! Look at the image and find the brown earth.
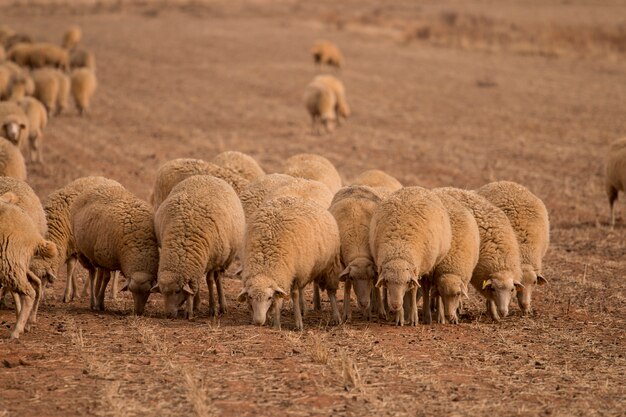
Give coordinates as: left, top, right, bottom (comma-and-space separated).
0, 1, 625, 416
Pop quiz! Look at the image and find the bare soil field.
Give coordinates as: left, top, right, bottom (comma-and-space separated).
0, 1, 625, 416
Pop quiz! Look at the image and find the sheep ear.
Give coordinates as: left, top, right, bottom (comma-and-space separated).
375, 276, 385, 288
150, 284, 161, 293
182, 283, 194, 295
0, 192, 18, 204
537, 275, 548, 286
36, 240, 58, 259
274, 287, 288, 299
513, 280, 525, 292
237, 289, 248, 303
339, 266, 351, 282
408, 276, 420, 289
481, 279, 493, 291
233, 266, 243, 278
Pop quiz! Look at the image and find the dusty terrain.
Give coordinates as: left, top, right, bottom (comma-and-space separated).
0, 1, 625, 416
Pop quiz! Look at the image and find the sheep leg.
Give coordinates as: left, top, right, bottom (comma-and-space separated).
394, 309, 404, 326
403, 291, 411, 323
26, 271, 42, 327
109, 271, 119, 301
12, 291, 21, 322
63, 257, 79, 302
328, 289, 342, 325
206, 271, 216, 317
487, 299, 500, 321
292, 288, 303, 330
313, 282, 321, 311
437, 296, 446, 324
88, 268, 99, 310
342, 278, 352, 322
607, 185, 618, 229
193, 291, 200, 316
273, 298, 283, 330
409, 287, 418, 326
186, 293, 195, 321
215, 271, 227, 314
298, 287, 306, 317
11, 286, 35, 339
374, 287, 387, 320
96, 270, 111, 311
422, 280, 432, 325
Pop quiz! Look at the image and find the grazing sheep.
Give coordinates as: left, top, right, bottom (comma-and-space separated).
239, 173, 299, 220
304, 80, 337, 134
0, 192, 57, 339
283, 153, 342, 194
5, 34, 32, 51
436, 187, 524, 320
30, 176, 123, 304
24, 42, 69, 70
426, 190, 480, 324
0, 138, 26, 180
70, 67, 97, 116
329, 185, 385, 322
62, 26, 81, 50
71, 183, 159, 314
350, 169, 403, 197
605, 137, 626, 229
0, 101, 29, 146
150, 158, 249, 210
17, 97, 47, 163
238, 197, 342, 330
0, 65, 10, 98
153, 176, 245, 319
212, 150, 265, 181
7, 42, 32, 67
69, 48, 96, 71
267, 178, 334, 209
313, 75, 350, 122
370, 186, 452, 326
1, 63, 34, 100
476, 181, 550, 314
32, 68, 70, 116
310, 40, 344, 69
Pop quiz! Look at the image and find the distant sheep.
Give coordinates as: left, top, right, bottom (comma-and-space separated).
605, 137, 626, 229
267, 178, 334, 208
4, 34, 32, 50
239, 173, 298, 219
476, 181, 550, 314
11, 42, 69, 70
313, 75, 350, 122
6, 43, 32, 67
32, 68, 70, 116
69, 48, 96, 71
70, 67, 97, 116
283, 153, 342, 194
238, 197, 342, 330
17, 97, 48, 163
310, 40, 344, 69
350, 169, 402, 197
0, 101, 29, 146
303, 80, 336, 134
329, 185, 385, 321
0, 138, 26, 180
153, 175, 245, 319
370, 186, 452, 326
62, 26, 81, 50
436, 187, 524, 320
0, 45, 5, 62
150, 158, 249, 210
212, 150, 265, 181
71, 183, 159, 314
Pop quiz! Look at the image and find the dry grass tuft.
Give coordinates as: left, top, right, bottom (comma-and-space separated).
340, 351, 360, 391
182, 367, 219, 417
309, 336, 330, 365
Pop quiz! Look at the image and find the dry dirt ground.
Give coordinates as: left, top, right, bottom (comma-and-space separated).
1, 1, 625, 416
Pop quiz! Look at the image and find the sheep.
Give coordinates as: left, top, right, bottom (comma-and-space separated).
5, 34, 32, 51
436, 187, 524, 320
70, 67, 97, 116
0, 191, 57, 339
239, 173, 299, 220
283, 153, 342, 194
29, 176, 123, 304
71, 183, 159, 314
313, 75, 350, 122
150, 158, 249, 210
1, 62, 34, 99
370, 186, 452, 326
476, 181, 550, 314
237, 196, 342, 330
329, 185, 386, 322
310, 40, 344, 69
0, 26, 14, 46
423, 189, 480, 324
0, 101, 29, 146
303, 80, 337, 134
16, 97, 47, 163
350, 169, 403, 197
24, 43, 69, 70
0, 65, 10, 98
152, 175, 245, 319
212, 150, 265, 181
7, 42, 32, 67
32, 68, 70, 116
62, 26, 81, 50
69, 48, 96, 71
0, 138, 26, 180
605, 137, 626, 229
267, 178, 334, 209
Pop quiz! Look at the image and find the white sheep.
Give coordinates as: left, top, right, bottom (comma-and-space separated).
0, 191, 57, 339
266, 178, 334, 209
17, 97, 48, 163
283, 153, 342, 194
150, 158, 249, 210
0, 101, 29, 147
605, 137, 626, 229
370, 186, 452, 326
436, 187, 524, 320
19, 42, 69, 70
153, 175, 245, 319
6, 42, 32, 67
310, 40, 344, 69
476, 181, 550, 314
425, 189, 480, 324
303, 80, 337, 134
71, 183, 159, 314
350, 169, 403, 197
69, 48, 96, 72
70, 67, 97, 116
329, 185, 385, 322
62, 26, 81, 50
239, 173, 299, 220
32, 67, 70, 116
0, 137, 26, 180
313, 75, 350, 122
30, 176, 122, 304
237, 196, 342, 330
212, 150, 265, 181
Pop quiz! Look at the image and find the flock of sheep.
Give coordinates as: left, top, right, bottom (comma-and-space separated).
0, 33, 624, 340
0, 24, 97, 174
